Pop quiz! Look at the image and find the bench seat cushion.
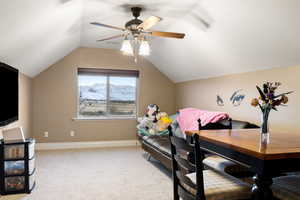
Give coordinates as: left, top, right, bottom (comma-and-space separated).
142, 135, 171, 156
203, 155, 251, 177
184, 170, 251, 200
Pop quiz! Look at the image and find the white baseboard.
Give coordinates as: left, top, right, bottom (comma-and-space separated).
36, 140, 140, 150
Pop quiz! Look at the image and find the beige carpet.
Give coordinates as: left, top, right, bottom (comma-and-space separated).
1, 147, 173, 200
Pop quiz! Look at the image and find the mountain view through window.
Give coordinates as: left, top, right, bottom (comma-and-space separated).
78, 70, 137, 118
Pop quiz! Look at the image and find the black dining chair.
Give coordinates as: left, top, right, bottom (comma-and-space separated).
168, 126, 252, 200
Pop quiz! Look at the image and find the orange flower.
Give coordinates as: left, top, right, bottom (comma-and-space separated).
251, 98, 259, 107
282, 95, 289, 104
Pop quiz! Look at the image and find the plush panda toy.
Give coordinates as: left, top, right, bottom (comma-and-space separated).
145, 104, 160, 123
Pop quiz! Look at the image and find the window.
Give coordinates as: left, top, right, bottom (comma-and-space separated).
77, 68, 139, 119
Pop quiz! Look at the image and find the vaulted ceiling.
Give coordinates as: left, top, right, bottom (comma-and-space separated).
1, 0, 300, 82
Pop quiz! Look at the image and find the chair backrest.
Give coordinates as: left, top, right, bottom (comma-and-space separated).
168, 126, 206, 200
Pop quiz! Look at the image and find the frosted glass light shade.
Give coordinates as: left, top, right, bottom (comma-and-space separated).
120, 39, 133, 55
139, 40, 150, 56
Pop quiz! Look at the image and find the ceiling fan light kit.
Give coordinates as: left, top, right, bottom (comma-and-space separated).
120, 36, 133, 55
120, 36, 150, 56
91, 6, 185, 59
138, 37, 150, 56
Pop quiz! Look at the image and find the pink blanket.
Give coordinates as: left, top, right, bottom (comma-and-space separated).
176, 108, 229, 133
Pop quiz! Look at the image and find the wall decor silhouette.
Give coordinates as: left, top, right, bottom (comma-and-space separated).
230, 89, 245, 106
216, 90, 245, 107
216, 95, 224, 106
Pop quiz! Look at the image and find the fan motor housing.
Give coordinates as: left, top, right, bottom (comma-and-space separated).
131, 7, 142, 18
125, 19, 143, 30
125, 6, 143, 32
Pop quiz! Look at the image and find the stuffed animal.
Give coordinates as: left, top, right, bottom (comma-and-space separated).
145, 104, 160, 123
137, 117, 155, 133
156, 112, 173, 132
137, 104, 160, 134
137, 104, 173, 135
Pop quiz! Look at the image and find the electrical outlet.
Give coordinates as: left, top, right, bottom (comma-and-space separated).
44, 132, 49, 138
70, 131, 75, 137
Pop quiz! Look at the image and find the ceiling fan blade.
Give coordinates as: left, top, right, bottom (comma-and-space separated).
137, 16, 162, 30
90, 22, 125, 31
149, 31, 185, 39
97, 34, 124, 42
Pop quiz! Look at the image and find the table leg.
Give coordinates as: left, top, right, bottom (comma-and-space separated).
251, 174, 274, 200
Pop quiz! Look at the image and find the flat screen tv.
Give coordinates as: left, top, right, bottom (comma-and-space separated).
0, 62, 19, 127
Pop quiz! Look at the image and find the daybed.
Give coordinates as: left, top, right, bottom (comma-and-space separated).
139, 118, 259, 177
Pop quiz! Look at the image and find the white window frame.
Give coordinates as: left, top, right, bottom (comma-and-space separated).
76, 68, 139, 120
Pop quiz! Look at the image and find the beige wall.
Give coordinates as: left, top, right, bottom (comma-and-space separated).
0, 73, 32, 138
176, 66, 300, 133
32, 47, 176, 143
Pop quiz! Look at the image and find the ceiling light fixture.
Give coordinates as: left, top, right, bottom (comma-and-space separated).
92, 6, 186, 62
139, 37, 150, 56
121, 35, 150, 57
120, 36, 133, 55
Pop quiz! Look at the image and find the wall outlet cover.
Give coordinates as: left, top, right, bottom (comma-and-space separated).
44, 132, 49, 137
70, 131, 75, 137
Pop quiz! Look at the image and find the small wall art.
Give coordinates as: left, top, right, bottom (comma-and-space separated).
216, 95, 224, 106
216, 89, 245, 107
230, 89, 245, 106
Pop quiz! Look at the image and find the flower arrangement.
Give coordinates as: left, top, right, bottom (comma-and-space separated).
251, 82, 293, 134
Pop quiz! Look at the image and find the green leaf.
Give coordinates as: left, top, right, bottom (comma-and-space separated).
274, 91, 294, 98
256, 86, 266, 101
272, 107, 278, 111
258, 103, 263, 111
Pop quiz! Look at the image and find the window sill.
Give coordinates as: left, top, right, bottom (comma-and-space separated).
72, 116, 137, 121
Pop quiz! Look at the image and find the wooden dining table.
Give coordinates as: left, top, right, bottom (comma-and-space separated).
185, 128, 300, 200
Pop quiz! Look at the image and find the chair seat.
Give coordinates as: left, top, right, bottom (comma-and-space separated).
272, 175, 300, 200
203, 155, 251, 177
184, 170, 251, 200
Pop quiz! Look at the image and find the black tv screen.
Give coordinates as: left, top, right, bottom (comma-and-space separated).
0, 62, 19, 127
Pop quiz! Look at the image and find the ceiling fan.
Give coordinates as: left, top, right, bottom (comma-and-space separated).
90, 7, 185, 60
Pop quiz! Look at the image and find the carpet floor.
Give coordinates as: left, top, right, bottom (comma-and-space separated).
1, 146, 173, 200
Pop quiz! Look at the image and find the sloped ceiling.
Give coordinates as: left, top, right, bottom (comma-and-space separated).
0, 0, 82, 77
1, 0, 300, 82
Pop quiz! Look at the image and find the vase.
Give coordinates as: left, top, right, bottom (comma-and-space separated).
261, 108, 271, 134
260, 108, 271, 144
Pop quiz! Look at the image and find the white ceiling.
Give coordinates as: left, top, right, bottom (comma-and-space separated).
1, 0, 300, 82
0, 0, 82, 77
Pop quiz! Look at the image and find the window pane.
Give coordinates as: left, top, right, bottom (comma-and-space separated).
78, 75, 107, 117
109, 76, 136, 116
